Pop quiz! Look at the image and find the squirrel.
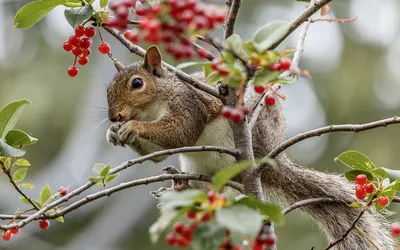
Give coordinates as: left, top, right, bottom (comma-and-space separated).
106, 46, 394, 250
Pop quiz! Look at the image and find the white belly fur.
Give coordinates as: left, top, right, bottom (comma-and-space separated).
179, 117, 236, 179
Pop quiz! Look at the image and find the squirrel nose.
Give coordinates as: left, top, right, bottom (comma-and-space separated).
109, 113, 122, 122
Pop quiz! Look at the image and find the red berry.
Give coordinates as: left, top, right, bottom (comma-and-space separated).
265, 96, 276, 106
211, 59, 222, 71
151, 4, 162, 15
201, 212, 212, 222
217, 68, 229, 77
254, 85, 265, 94
377, 196, 389, 207
116, 6, 129, 19
72, 46, 83, 56
188, 222, 198, 232
231, 109, 243, 123
63, 42, 73, 52
355, 174, 367, 186
197, 49, 208, 59
264, 234, 276, 246
98, 42, 111, 54
232, 246, 244, 250
365, 183, 375, 193
69, 35, 80, 46
355, 186, 367, 200
279, 58, 291, 70
85, 27, 96, 38
135, 6, 148, 16
174, 222, 185, 234
176, 235, 190, 247
75, 25, 85, 37
222, 106, 232, 119
79, 38, 92, 49
241, 106, 249, 115
251, 242, 263, 250
82, 48, 91, 57
187, 210, 196, 219
39, 220, 50, 230
214, 13, 225, 23
207, 191, 215, 203
68, 66, 79, 77
269, 63, 281, 71
2, 231, 12, 241
391, 222, 400, 237
162, 33, 174, 43
78, 56, 89, 66
182, 228, 193, 241
194, 16, 209, 29
166, 233, 176, 245
10, 228, 19, 235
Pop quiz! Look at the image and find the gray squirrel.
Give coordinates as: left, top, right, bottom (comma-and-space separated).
106, 46, 394, 249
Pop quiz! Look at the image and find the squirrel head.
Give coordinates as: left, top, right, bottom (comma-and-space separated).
107, 46, 165, 122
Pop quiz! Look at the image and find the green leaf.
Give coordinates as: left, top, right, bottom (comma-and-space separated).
40, 184, 52, 204
192, 223, 225, 250
253, 69, 280, 86
160, 190, 207, 210
33, 199, 42, 208
203, 64, 213, 77
234, 197, 283, 224
207, 71, 222, 84
88, 177, 101, 183
100, 0, 108, 7
349, 202, 362, 208
243, 41, 257, 55
93, 163, 107, 174
252, 21, 290, 53
15, 159, 31, 167
13, 167, 28, 182
388, 179, 400, 192
5, 129, 38, 147
64, 5, 95, 29
13, 0, 66, 29
335, 150, 376, 171
20, 183, 35, 189
100, 165, 110, 177
212, 159, 275, 192
177, 61, 211, 70
105, 173, 120, 183
19, 196, 30, 205
56, 216, 64, 223
344, 170, 373, 182
372, 168, 388, 179
149, 209, 183, 243
382, 168, 400, 182
224, 34, 243, 51
0, 99, 31, 139
0, 139, 26, 157
215, 205, 263, 239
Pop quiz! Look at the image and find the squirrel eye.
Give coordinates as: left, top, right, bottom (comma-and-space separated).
131, 78, 144, 89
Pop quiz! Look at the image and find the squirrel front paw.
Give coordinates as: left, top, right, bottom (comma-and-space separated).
118, 121, 137, 145
106, 123, 124, 146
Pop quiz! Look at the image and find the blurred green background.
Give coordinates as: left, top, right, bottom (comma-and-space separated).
1, 0, 400, 249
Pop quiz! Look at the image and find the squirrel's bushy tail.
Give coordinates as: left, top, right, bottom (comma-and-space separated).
249, 93, 395, 249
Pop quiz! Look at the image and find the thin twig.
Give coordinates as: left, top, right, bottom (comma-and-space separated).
324, 199, 374, 250
255, 116, 400, 175
283, 198, 347, 215
224, 0, 242, 39
0, 161, 40, 211
311, 16, 358, 23
102, 26, 223, 99
0, 145, 240, 230
354, 227, 380, 250
269, 0, 333, 50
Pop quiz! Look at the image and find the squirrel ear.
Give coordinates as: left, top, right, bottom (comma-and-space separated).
143, 45, 163, 76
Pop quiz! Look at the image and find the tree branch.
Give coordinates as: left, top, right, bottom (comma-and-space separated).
283, 198, 348, 215
255, 116, 400, 175
0, 174, 244, 223
102, 26, 223, 99
0, 145, 239, 230
268, 0, 333, 50
224, 0, 242, 39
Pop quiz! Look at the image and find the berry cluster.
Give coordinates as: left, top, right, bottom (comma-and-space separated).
108, 0, 137, 30
165, 190, 227, 248
251, 225, 277, 250
109, 0, 225, 60
2, 219, 49, 241
269, 58, 291, 72
63, 25, 96, 77
221, 106, 249, 123
354, 174, 376, 200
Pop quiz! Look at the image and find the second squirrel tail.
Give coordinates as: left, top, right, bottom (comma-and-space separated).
248, 92, 394, 249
